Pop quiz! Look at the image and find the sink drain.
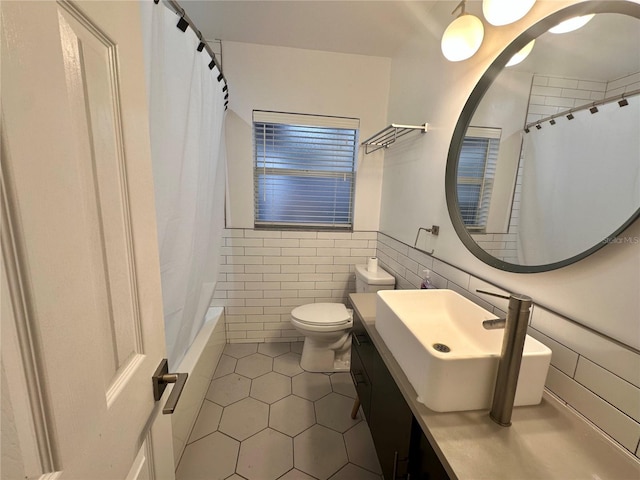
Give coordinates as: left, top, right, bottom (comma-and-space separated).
433, 343, 451, 353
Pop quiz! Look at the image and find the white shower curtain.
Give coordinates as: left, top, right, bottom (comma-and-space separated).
140, 1, 227, 370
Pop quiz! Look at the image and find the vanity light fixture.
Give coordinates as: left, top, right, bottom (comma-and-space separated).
535, 123, 542, 130
506, 39, 535, 67
589, 105, 599, 114
549, 14, 595, 34
441, 0, 485, 62
566, 112, 574, 120
549, 119, 556, 125
482, 0, 536, 26
619, 97, 629, 107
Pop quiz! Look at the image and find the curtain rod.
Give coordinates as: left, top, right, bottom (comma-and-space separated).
524, 87, 639, 131
156, 0, 229, 104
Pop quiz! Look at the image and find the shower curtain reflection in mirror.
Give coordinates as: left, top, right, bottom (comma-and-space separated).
518, 97, 639, 265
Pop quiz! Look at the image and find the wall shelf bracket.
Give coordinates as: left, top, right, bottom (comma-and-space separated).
362, 123, 428, 154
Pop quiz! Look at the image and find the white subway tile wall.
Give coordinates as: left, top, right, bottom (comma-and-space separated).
527, 72, 640, 125
212, 229, 378, 343
606, 71, 640, 97
375, 232, 640, 459
527, 74, 606, 125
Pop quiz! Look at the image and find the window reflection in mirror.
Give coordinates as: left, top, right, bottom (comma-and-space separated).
457, 127, 501, 233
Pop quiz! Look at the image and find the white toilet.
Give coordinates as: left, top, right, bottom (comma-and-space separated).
290, 263, 395, 372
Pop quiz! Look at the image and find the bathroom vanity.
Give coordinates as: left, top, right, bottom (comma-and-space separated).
351, 296, 448, 479
348, 293, 640, 480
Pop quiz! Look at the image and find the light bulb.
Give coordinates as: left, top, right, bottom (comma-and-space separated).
506, 39, 535, 67
441, 14, 485, 62
549, 14, 595, 34
482, 0, 536, 26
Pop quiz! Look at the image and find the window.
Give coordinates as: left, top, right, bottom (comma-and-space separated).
456, 127, 501, 231
253, 111, 359, 229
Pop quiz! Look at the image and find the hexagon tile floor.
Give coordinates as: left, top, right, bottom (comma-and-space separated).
176, 342, 383, 480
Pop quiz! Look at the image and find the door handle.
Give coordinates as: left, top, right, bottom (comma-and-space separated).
152, 359, 188, 415
392, 450, 399, 479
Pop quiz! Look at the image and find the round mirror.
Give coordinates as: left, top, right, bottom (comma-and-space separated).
446, 1, 640, 273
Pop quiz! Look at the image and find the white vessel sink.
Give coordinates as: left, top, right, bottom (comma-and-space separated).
376, 289, 551, 412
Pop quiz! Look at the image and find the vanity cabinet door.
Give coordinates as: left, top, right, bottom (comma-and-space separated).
409, 419, 450, 480
369, 348, 413, 479
350, 341, 372, 420
351, 311, 375, 420
352, 311, 375, 373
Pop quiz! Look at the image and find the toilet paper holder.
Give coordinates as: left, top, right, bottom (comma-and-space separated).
414, 225, 439, 256
417, 225, 439, 237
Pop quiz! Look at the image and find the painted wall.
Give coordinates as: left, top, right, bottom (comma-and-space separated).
380, 0, 640, 350
222, 40, 391, 231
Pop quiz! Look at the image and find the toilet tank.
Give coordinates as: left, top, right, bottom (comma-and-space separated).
354, 264, 395, 293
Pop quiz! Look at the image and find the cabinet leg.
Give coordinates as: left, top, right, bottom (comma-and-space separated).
350, 397, 360, 419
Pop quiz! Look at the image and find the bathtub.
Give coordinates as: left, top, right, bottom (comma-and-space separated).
171, 307, 226, 465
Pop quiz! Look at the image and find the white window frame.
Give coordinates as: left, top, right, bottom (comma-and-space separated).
253, 110, 359, 230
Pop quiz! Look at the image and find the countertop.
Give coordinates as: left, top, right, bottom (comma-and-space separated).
349, 293, 640, 480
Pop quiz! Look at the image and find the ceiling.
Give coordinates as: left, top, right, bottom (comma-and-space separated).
512, 12, 640, 82
181, 1, 639, 81
181, 1, 452, 58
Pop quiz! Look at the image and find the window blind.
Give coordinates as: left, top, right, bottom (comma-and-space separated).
457, 127, 501, 231
253, 111, 359, 229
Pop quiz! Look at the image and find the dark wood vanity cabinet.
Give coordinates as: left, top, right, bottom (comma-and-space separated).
369, 349, 413, 479
350, 310, 449, 480
408, 423, 450, 480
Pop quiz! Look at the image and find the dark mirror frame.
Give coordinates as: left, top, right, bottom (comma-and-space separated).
445, 0, 640, 273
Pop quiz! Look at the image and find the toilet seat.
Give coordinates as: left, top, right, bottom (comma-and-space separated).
291, 303, 352, 327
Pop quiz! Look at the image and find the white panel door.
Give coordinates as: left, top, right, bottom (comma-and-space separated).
1, 1, 174, 478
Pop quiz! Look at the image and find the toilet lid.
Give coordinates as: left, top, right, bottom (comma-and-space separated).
291, 303, 352, 326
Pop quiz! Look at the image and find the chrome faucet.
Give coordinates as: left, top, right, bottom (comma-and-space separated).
477, 289, 533, 427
